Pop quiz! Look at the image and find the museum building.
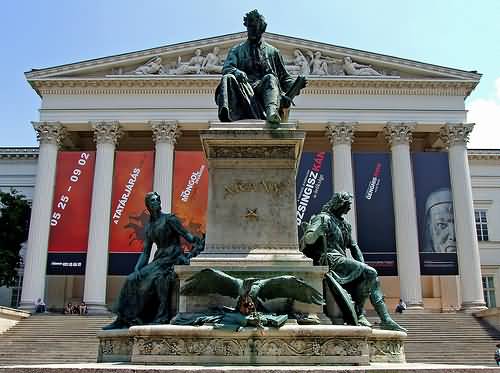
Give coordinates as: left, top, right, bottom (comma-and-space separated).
1, 32, 498, 314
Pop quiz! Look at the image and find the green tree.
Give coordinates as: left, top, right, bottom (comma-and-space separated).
0, 190, 31, 287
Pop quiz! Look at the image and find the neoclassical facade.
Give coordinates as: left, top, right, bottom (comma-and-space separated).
13, 32, 492, 313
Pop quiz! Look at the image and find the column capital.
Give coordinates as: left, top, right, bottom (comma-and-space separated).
326, 122, 356, 145
440, 123, 474, 147
32, 121, 65, 146
91, 121, 122, 145
150, 120, 180, 144
385, 122, 416, 146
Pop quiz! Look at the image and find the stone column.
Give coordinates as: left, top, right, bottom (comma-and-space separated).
326, 122, 357, 239
440, 123, 486, 311
385, 123, 423, 309
19, 122, 65, 310
83, 121, 121, 314
151, 120, 179, 213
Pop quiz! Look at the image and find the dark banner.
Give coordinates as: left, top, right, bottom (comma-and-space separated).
108, 151, 154, 275
47, 151, 95, 275
46, 253, 86, 275
172, 151, 209, 251
296, 151, 332, 237
413, 152, 458, 275
353, 153, 397, 276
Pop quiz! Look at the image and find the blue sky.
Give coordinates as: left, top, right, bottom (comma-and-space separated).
1, 0, 499, 148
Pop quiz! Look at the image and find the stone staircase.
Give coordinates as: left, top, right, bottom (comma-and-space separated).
0, 312, 499, 366
0, 314, 114, 365
373, 312, 500, 367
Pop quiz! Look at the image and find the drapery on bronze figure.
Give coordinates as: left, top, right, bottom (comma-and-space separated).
301, 192, 406, 332
103, 192, 204, 330
215, 10, 307, 127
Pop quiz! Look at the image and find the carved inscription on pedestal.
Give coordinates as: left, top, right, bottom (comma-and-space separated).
224, 180, 290, 199
210, 146, 295, 159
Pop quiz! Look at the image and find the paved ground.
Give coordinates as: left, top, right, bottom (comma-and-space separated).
0, 363, 499, 373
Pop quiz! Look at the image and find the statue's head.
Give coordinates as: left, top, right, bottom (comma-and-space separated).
145, 191, 161, 212
322, 192, 353, 215
244, 9, 267, 43
236, 293, 256, 316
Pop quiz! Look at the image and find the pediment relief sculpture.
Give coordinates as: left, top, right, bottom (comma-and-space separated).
127, 49, 391, 78
285, 50, 388, 77
129, 47, 227, 76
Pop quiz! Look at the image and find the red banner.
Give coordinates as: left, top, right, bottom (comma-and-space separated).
48, 151, 96, 253
108, 151, 154, 253
172, 151, 208, 246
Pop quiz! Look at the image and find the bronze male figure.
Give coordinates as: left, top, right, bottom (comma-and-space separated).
301, 192, 406, 332
215, 10, 306, 127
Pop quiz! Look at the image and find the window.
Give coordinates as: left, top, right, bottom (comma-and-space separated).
482, 276, 496, 308
475, 209, 488, 241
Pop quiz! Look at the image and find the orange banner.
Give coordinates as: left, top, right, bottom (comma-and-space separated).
48, 151, 96, 253
172, 151, 208, 249
108, 151, 154, 253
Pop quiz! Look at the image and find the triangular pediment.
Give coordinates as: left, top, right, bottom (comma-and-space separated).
25, 32, 480, 82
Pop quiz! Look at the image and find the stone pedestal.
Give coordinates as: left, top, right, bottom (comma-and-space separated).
192, 121, 309, 266
182, 121, 326, 316
98, 324, 407, 365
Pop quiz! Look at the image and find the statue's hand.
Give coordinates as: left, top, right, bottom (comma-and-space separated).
234, 70, 248, 83
304, 231, 318, 245
132, 269, 142, 281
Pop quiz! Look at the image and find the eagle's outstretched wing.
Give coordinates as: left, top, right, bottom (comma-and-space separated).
250, 276, 325, 305
180, 268, 243, 299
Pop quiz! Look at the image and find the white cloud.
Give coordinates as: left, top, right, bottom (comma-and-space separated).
466, 78, 500, 149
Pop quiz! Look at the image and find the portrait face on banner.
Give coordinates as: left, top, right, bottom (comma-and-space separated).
413, 152, 458, 275
423, 188, 456, 254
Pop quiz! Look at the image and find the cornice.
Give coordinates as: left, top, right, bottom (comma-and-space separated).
24, 32, 480, 81
0, 147, 39, 160
25, 32, 247, 80
468, 149, 500, 161
28, 77, 477, 97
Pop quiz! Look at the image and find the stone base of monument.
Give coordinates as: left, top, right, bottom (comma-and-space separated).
97, 324, 406, 365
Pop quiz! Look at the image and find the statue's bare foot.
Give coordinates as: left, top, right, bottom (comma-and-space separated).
380, 318, 407, 332
357, 314, 372, 327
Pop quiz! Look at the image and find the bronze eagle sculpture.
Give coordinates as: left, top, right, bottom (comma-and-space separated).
180, 268, 325, 315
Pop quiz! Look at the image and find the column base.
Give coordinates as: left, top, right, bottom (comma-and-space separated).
86, 303, 112, 315
18, 301, 35, 313
461, 301, 487, 314
403, 304, 425, 313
